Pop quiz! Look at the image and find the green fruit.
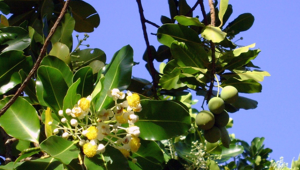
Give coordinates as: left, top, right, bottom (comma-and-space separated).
208, 97, 225, 114
219, 126, 230, 148
214, 111, 229, 127
204, 126, 221, 143
196, 110, 215, 130
221, 86, 238, 103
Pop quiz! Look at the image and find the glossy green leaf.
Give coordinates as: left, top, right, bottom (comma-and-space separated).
84, 155, 105, 170
103, 145, 131, 170
91, 76, 103, 100
231, 96, 258, 110
16, 157, 64, 170
201, 25, 227, 43
37, 66, 68, 112
175, 15, 205, 27
160, 69, 186, 90
40, 136, 80, 165
71, 48, 106, 70
15, 147, 41, 164
171, 41, 209, 68
157, 24, 201, 47
0, 162, 23, 170
0, 51, 32, 94
0, 1, 10, 15
129, 140, 164, 170
36, 77, 47, 106
41, 55, 73, 87
224, 49, 260, 70
0, 97, 40, 143
19, 70, 38, 104
69, 1, 100, 32
89, 60, 105, 74
218, 0, 229, 27
73, 66, 93, 97
63, 79, 81, 111
206, 142, 222, 154
0, 26, 31, 52
50, 13, 75, 50
179, 0, 192, 16
49, 42, 71, 65
136, 100, 190, 140
94, 45, 133, 111
218, 144, 244, 162
225, 13, 254, 36
251, 137, 265, 155
221, 78, 262, 93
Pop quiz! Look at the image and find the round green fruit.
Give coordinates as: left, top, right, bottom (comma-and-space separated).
221, 86, 238, 103
214, 110, 229, 127
208, 97, 225, 114
204, 126, 221, 143
195, 110, 215, 130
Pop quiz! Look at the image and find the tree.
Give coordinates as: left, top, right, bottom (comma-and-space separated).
0, 0, 296, 169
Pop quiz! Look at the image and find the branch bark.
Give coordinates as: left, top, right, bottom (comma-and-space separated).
0, 0, 71, 117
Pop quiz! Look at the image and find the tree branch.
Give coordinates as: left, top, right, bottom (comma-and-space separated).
0, 0, 71, 117
199, 0, 208, 25
186, 0, 200, 16
136, 0, 158, 95
145, 19, 159, 28
207, 0, 216, 102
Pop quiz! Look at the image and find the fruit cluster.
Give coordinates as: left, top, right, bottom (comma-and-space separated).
196, 86, 238, 146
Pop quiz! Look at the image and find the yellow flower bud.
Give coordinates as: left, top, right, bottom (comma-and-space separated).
86, 126, 98, 140
83, 142, 97, 158
127, 93, 140, 108
119, 148, 130, 158
129, 136, 141, 153
78, 97, 91, 111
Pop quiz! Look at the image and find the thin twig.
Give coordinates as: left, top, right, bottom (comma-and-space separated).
199, 0, 208, 25
0, 0, 71, 117
136, 0, 158, 96
206, 0, 216, 103
186, 0, 200, 16
145, 19, 159, 28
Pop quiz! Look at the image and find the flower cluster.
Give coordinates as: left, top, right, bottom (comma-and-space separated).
53, 89, 142, 159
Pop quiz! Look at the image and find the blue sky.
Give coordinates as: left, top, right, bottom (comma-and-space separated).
84, 0, 299, 163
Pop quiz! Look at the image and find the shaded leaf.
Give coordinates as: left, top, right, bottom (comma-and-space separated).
225, 13, 254, 36
19, 70, 38, 103
224, 49, 260, 70
0, 15, 9, 27
0, 1, 10, 15
71, 48, 106, 70
40, 136, 80, 165
231, 96, 258, 110
0, 26, 31, 52
41, 0, 54, 18
218, 144, 244, 163
0, 97, 40, 143
160, 69, 186, 90
16, 157, 64, 170
63, 79, 81, 111
179, 0, 192, 16
174, 15, 205, 27
84, 155, 105, 170
136, 100, 190, 140
73, 66, 93, 97
103, 145, 130, 170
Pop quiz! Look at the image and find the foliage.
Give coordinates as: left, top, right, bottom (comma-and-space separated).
0, 0, 293, 170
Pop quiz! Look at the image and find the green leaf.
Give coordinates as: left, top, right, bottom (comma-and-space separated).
221, 78, 262, 93
49, 42, 71, 65
0, 15, 9, 27
136, 100, 190, 140
71, 48, 106, 70
0, 51, 32, 94
0, 97, 40, 143
225, 13, 254, 36
69, 1, 100, 32
89, 60, 105, 74
206, 142, 222, 154
179, 0, 192, 16
0, 26, 31, 52
251, 137, 265, 156
40, 136, 80, 165
37, 66, 68, 112
19, 70, 38, 104
171, 41, 209, 68
36, 77, 47, 106
201, 25, 227, 43
157, 24, 201, 47
15, 147, 41, 164
103, 145, 131, 170
159, 69, 186, 90
16, 157, 64, 170
156, 45, 171, 62
94, 45, 133, 111
224, 49, 260, 70
84, 155, 105, 170
233, 43, 256, 57
208, 160, 220, 170
168, 0, 177, 21
0, 1, 10, 14
231, 96, 258, 110
40, 0, 54, 18
218, 0, 229, 27
129, 140, 164, 170
63, 79, 81, 111
73, 66, 93, 97
218, 144, 244, 163
224, 70, 270, 82
161, 15, 173, 24
41, 55, 73, 87
174, 15, 205, 27
50, 13, 75, 50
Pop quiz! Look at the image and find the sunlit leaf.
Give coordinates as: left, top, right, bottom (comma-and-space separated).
84, 155, 105, 170
49, 42, 71, 65
217, 144, 244, 163
175, 15, 205, 27
221, 78, 262, 93
222, 70, 270, 82
40, 136, 80, 165
136, 100, 190, 140
0, 97, 40, 143
16, 157, 64, 170
218, 0, 229, 27
201, 25, 227, 43
160, 69, 186, 90
71, 48, 106, 70
224, 49, 260, 70
0, 26, 31, 52
73, 66, 93, 97
63, 79, 81, 111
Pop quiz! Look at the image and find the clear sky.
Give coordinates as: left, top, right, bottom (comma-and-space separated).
84, 0, 300, 164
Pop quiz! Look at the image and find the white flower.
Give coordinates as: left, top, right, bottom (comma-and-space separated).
82, 130, 87, 136
97, 143, 106, 154
129, 114, 139, 124
65, 108, 72, 115
126, 126, 140, 137
58, 110, 64, 116
61, 118, 67, 123
108, 88, 125, 100
62, 132, 69, 138
98, 109, 114, 121
90, 139, 97, 146
97, 123, 110, 141
79, 140, 86, 146
70, 119, 78, 127
120, 101, 128, 107
53, 128, 59, 134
